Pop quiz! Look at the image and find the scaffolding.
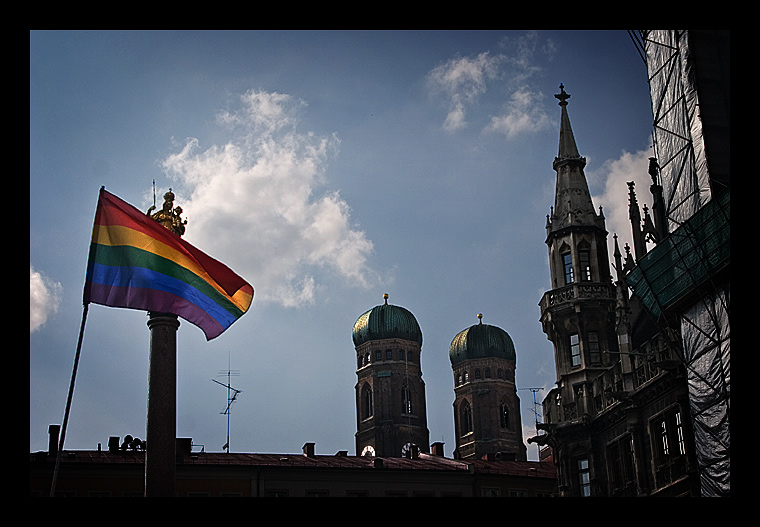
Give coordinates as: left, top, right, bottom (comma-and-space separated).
626, 30, 730, 496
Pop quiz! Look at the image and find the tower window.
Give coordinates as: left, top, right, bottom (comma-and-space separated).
460, 401, 473, 435
386, 349, 393, 360
579, 250, 591, 281
578, 459, 591, 497
500, 403, 510, 429
362, 384, 373, 420
563, 252, 574, 284
402, 385, 412, 414
570, 333, 581, 367
588, 332, 601, 364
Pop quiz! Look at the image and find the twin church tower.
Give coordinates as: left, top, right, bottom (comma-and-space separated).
352, 294, 526, 460
351, 84, 606, 463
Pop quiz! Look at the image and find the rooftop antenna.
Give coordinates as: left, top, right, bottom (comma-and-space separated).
520, 387, 544, 460
211, 351, 241, 453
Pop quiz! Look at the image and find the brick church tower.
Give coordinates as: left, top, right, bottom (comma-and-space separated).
352, 294, 430, 458
450, 314, 526, 461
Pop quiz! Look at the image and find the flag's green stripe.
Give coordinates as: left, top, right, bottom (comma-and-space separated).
90, 242, 244, 319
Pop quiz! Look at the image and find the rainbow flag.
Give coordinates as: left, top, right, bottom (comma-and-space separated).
83, 187, 253, 340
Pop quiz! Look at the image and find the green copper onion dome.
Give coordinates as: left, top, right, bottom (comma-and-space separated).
449, 314, 516, 366
353, 294, 423, 347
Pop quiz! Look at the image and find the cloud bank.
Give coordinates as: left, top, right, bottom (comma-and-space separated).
161, 90, 376, 308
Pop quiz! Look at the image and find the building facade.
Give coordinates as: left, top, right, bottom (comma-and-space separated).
31, 434, 557, 497
531, 84, 702, 496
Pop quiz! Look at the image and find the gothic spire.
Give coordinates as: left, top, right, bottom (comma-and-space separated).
548, 84, 601, 233
554, 84, 584, 164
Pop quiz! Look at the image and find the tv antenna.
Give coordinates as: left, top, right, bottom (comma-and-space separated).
520, 387, 544, 460
212, 352, 241, 453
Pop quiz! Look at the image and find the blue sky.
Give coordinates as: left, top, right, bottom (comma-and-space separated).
30, 30, 654, 459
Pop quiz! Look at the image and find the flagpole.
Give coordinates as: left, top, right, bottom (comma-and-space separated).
49, 303, 89, 497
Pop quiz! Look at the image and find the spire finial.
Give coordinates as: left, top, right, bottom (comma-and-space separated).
555, 83, 571, 106
383, 293, 389, 304
477, 313, 483, 324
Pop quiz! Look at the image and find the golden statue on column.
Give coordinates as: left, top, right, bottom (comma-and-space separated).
147, 188, 186, 236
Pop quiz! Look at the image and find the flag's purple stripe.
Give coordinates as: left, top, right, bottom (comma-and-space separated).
85, 281, 226, 340
86, 259, 239, 329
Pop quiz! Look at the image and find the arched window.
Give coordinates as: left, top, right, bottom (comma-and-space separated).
563, 252, 574, 284
362, 384, 373, 420
460, 401, 473, 435
485, 368, 491, 378
500, 403, 510, 429
402, 385, 412, 414
474, 369, 481, 379
407, 350, 414, 363
579, 249, 592, 282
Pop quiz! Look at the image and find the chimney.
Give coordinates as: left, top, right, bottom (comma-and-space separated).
48, 424, 60, 456
302, 442, 315, 457
176, 438, 192, 457
108, 436, 120, 453
431, 442, 445, 457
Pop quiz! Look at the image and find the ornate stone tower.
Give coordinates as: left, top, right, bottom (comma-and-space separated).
450, 314, 526, 461
537, 85, 619, 495
540, 84, 617, 403
352, 294, 430, 458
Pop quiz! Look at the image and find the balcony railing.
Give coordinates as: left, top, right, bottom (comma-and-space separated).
540, 282, 615, 312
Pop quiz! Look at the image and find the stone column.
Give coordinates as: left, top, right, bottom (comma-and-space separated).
145, 312, 180, 497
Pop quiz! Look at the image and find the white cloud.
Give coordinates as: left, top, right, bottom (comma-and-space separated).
427, 32, 556, 137
30, 266, 62, 333
486, 86, 551, 139
591, 148, 654, 268
427, 52, 504, 132
161, 89, 376, 308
